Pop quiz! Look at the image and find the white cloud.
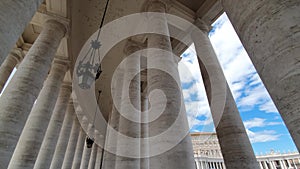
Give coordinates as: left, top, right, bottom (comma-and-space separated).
247, 129, 281, 143
244, 118, 282, 129
243, 118, 283, 143
209, 13, 279, 114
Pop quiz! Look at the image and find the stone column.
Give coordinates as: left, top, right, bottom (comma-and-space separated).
87, 144, 97, 169
79, 139, 92, 169
0, 19, 67, 168
71, 128, 86, 169
0, 48, 24, 93
61, 117, 80, 169
221, 0, 300, 151
259, 162, 263, 169
7, 58, 69, 169
263, 161, 268, 169
0, 0, 44, 64
102, 65, 124, 169
195, 161, 200, 169
146, 1, 195, 169
33, 82, 72, 169
191, 18, 259, 169
115, 40, 141, 169
141, 93, 149, 169
95, 146, 104, 169
49, 101, 76, 169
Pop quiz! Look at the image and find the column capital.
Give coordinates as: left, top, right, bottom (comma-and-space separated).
9, 48, 24, 63
194, 18, 212, 34
44, 15, 70, 38
144, 0, 168, 13
123, 39, 144, 56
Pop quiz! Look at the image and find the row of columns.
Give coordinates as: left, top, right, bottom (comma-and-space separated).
0, 15, 104, 169
0, 0, 298, 169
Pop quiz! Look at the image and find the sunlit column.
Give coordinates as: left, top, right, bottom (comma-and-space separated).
8, 58, 69, 169
221, 0, 300, 151
191, 18, 259, 169
0, 19, 67, 168
259, 161, 263, 169
0, 48, 24, 93
146, 1, 195, 169
33, 82, 72, 169
49, 101, 76, 169
0, 0, 43, 64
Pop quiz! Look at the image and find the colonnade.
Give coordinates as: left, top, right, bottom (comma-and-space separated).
0, 0, 298, 169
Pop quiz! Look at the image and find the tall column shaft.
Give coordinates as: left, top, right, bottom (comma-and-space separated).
49, 102, 76, 169
0, 0, 43, 64
8, 58, 69, 169
87, 144, 97, 169
191, 19, 259, 169
115, 40, 141, 169
71, 128, 86, 169
61, 117, 80, 169
33, 82, 72, 169
221, 0, 300, 150
102, 65, 124, 169
0, 19, 66, 168
146, 1, 195, 169
79, 140, 92, 169
94, 147, 103, 169
141, 93, 149, 169
0, 48, 24, 93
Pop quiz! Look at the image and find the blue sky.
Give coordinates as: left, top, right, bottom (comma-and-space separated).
178, 13, 297, 155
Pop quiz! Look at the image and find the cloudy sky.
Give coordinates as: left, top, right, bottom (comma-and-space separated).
179, 13, 297, 155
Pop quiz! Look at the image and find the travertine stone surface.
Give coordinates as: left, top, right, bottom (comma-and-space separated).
221, 0, 300, 151
7, 58, 69, 169
94, 147, 103, 169
141, 94, 149, 169
102, 66, 124, 169
115, 40, 141, 169
33, 82, 72, 169
79, 141, 92, 169
87, 144, 97, 169
61, 117, 80, 169
0, 0, 43, 64
0, 48, 24, 93
146, 1, 195, 169
49, 102, 76, 169
192, 19, 259, 169
0, 19, 66, 169
71, 128, 86, 169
